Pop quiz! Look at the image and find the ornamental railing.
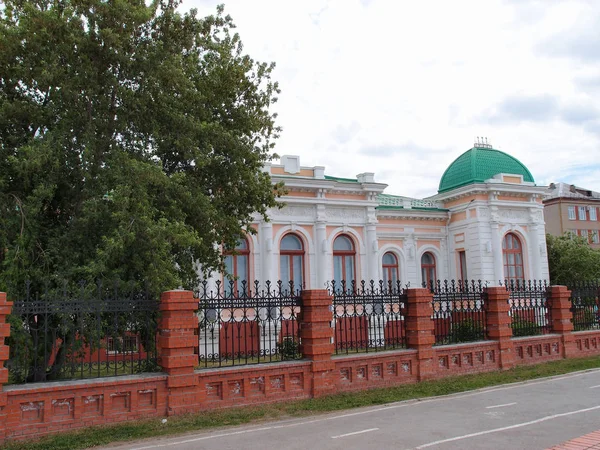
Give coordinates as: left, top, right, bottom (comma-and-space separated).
425, 280, 487, 345
567, 281, 600, 331
7, 281, 159, 384
195, 280, 302, 368
327, 280, 407, 354
503, 280, 552, 337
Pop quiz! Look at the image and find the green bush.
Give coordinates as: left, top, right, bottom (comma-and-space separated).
511, 313, 543, 337
277, 338, 301, 360
452, 318, 484, 343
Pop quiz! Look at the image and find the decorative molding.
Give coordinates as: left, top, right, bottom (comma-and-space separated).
275, 206, 316, 219
325, 208, 365, 220
498, 209, 528, 222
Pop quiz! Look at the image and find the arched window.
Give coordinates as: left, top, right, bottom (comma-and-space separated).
280, 234, 304, 289
333, 235, 356, 285
421, 252, 436, 287
224, 238, 249, 295
503, 233, 524, 281
382, 252, 399, 287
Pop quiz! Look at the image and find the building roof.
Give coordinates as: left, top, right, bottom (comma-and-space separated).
545, 182, 600, 200
438, 147, 535, 193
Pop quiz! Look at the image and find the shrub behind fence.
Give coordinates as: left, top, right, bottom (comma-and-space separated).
568, 281, 600, 331
196, 280, 302, 368
426, 280, 487, 345
504, 280, 552, 336
7, 281, 159, 384
328, 280, 407, 354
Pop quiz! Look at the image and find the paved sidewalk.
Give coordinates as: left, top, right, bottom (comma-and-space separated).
549, 430, 600, 449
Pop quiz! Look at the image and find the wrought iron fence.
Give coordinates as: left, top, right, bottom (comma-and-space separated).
196, 280, 302, 368
328, 280, 407, 354
503, 280, 552, 336
7, 281, 159, 384
568, 281, 600, 331
426, 280, 487, 345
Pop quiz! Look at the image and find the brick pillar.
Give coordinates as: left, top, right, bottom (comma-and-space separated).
158, 290, 201, 415
548, 285, 575, 358
405, 288, 435, 381
485, 287, 515, 370
0, 292, 12, 443
299, 290, 336, 398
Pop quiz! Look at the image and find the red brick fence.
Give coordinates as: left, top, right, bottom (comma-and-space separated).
0, 286, 599, 443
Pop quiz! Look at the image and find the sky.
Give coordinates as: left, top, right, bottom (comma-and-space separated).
184, 0, 600, 199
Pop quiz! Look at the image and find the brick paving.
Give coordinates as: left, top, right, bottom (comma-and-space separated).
549, 430, 600, 449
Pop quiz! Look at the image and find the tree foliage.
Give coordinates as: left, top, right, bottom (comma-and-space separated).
0, 0, 282, 295
546, 233, 600, 285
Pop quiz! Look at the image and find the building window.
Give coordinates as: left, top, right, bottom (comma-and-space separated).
333, 235, 356, 286
421, 252, 437, 287
578, 206, 587, 221
382, 252, 399, 287
502, 233, 524, 281
224, 238, 250, 296
459, 251, 468, 281
568, 206, 576, 220
280, 234, 304, 289
590, 207, 597, 221
107, 336, 138, 354
592, 230, 599, 244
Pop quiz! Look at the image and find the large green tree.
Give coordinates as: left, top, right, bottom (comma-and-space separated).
546, 233, 600, 285
0, 0, 282, 295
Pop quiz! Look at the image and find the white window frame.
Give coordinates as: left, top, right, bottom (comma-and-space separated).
590, 207, 597, 221
592, 230, 599, 244
578, 206, 587, 221
568, 206, 576, 220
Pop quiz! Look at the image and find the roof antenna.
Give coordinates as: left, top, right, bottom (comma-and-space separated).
474, 136, 492, 149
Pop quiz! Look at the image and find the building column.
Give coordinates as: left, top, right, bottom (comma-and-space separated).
528, 223, 543, 281
490, 222, 504, 284
260, 220, 275, 284
315, 222, 328, 288
366, 224, 379, 281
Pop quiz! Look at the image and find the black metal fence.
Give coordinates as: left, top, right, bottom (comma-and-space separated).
196, 280, 302, 368
328, 280, 407, 354
7, 281, 159, 384
504, 280, 552, 336
568, 281, 600, 331
426, 280, 487, 345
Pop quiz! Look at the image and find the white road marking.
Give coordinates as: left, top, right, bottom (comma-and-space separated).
415, 404, 600, 449
485, 402, 517, 409
123, 369, 600, 450
590, 385, 600, 389
486, 402, 516, 409
331, 428, 379, 439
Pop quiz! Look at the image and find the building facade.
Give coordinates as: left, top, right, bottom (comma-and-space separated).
544, 182, 600, 249
203, 143, 550, 292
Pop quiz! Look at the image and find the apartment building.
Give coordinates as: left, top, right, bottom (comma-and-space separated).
543, 182, 600, 249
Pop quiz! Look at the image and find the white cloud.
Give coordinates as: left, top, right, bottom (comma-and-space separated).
183, 0, 600, 197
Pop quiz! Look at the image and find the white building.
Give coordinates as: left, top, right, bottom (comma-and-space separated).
204, 142, 549, 292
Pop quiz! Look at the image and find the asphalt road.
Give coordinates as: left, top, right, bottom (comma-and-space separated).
103, 369, 600, 450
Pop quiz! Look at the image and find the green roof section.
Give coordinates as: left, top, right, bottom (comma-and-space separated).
324, 175, 359, 183
438, 147, 535, 193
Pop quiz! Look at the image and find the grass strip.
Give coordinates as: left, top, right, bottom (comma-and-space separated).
4, 356, 600, 450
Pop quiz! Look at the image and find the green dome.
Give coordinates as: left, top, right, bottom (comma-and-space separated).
438, 147, 534, 193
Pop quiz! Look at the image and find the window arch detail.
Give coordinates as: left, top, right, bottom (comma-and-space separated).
333, 234, 356, 286
502, 232, 524, 281
382, 252, 399, 287
280, 233, 304, 289
224, 238, 250, 295
421, 252, 437, 287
